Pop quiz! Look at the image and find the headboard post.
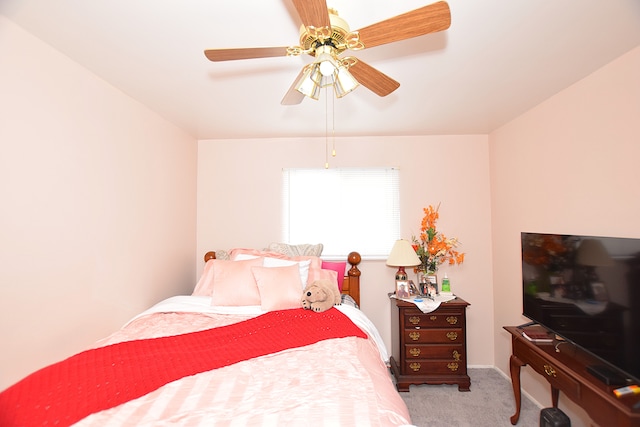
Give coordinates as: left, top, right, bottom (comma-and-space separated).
346, 251, 361, 307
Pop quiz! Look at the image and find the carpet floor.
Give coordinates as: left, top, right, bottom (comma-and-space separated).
399, 368, 541, 427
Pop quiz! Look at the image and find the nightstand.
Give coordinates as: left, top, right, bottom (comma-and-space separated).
390, 296, 470, 392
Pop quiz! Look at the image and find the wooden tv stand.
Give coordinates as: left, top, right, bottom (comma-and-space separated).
504, 326, 640, 427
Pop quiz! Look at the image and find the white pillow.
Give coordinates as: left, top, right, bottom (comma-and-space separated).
263, 257, 311, 288
234, 253, 260, 260
234, 253, 311, 287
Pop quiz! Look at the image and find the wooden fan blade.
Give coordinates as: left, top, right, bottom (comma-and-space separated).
204, 47, 290, 62
281, 68, 306, 105
291, 0, 330, 30
348, 60, 400, 97
355, 1, 451, 49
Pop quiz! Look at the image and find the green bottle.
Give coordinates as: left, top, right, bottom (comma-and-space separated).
441, 274, 451, 293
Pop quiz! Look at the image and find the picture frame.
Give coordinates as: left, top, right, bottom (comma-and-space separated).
590, 282, 608, 302
427, 274, 438, 296
395, 280, 411, 298
407, 280, 420, 296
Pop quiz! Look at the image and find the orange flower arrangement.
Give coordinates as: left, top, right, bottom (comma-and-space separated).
522, 233, 575, 271
412, 204, 465, 273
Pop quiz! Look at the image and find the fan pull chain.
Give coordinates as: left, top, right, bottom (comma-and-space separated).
332, 93, 336, 158
324, 88, 337, 169
325, 87, 330, 169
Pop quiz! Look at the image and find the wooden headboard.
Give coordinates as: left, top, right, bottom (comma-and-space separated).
203, 251, 362, 307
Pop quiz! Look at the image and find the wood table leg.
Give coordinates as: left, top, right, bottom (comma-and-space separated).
509, 354, 526, 425
552, 386, 559, 407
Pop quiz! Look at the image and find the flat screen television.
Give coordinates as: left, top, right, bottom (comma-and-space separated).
521, 232, 640, 385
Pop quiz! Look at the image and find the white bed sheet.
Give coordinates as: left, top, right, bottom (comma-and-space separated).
78, 296, 412, 427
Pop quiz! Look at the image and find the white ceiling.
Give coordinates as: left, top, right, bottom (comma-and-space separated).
2, 0, 639, 140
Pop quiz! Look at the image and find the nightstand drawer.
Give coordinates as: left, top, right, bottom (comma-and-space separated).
404, 311, 464, 328
403, 328, 464, 344
404, 344, 465, 361
404, 360, 467, 375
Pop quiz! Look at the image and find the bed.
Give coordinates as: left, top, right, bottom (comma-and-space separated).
0, 247, 413, 426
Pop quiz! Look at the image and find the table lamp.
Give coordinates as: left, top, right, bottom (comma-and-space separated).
387, 239, 421, 281
576, 239, 613, 267
576, 238, 613, 298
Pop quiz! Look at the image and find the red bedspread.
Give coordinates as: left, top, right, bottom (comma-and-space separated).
0, 307, 366, 427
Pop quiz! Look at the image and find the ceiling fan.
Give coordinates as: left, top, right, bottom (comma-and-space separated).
204, 0, 451, 105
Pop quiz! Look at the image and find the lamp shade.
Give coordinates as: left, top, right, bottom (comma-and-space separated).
295, 63, 322, 100
334, 66, 359, 98
576, 239, 614, 267
316, 46, 337, 77
387, 239, 421, 267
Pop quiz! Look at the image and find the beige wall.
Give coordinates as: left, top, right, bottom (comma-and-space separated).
0, 16, 198, 389
197, 135, 495, 365
3, 10, 639, 427
490, 46, 640, 425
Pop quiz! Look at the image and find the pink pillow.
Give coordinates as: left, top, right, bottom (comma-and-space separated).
321, 261, 347, 292
307, 268, 339, 293
251, 264, 302, 311
192, 259, 215, 296
234, 250, 321, 288
290, 256, 322, 285
210, 257, 264, 306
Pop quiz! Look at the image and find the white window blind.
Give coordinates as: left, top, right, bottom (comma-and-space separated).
282, 167, 400, 259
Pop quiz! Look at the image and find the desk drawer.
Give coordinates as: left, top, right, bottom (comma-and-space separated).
514, 339, 580, 401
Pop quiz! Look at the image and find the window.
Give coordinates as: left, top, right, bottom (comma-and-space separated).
282, 167, 400, 259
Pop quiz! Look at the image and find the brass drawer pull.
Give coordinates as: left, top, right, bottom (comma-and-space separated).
409, 316, 421, 325
448, 362, 459, 371
409, 331, 421, 341
453, 350, 461, 361
409, 362, 421, 372
410, 347, 421, 357
430, 315, 437, 321
446, 331, 458, 341
544, 364, 557, 377
446, 316, 458, 325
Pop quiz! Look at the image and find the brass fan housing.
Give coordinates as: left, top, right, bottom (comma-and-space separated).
299, 9, 353, 56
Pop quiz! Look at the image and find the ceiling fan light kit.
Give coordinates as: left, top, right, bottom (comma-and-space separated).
315, 45, 339, 76
204, 1, 451, 105
334, 66, 359, 98
294, 64, 323, 100
293, 45, 359, 99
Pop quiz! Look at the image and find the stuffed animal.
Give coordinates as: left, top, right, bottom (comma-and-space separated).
302, 279, 341, 312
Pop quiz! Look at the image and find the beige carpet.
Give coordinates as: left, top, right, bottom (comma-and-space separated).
399, 368, 542, 427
